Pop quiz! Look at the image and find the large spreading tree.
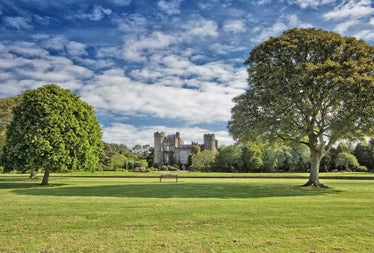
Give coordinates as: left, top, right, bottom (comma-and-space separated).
1, 84, 103, 185
228, 28, 374, 187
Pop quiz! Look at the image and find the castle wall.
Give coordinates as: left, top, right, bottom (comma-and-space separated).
153, 132, 217, 167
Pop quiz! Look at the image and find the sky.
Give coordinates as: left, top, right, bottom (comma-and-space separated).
0, 0, 373, 148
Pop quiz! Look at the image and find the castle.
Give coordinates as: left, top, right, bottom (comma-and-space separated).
153, 132, 217, 167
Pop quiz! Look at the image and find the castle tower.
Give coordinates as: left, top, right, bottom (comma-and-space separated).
203, 133, 217, 152
153, 132, 165, 165
175, 132, 183, 147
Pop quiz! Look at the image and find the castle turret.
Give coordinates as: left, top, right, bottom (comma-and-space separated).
175, 132, 184, 147
203, 133, 217, 152
153, 132, 165, 165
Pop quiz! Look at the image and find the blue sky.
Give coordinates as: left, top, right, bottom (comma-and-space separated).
1, 0, 373, 148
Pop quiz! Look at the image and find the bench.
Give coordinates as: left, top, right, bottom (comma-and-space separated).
160, 174, 178, 183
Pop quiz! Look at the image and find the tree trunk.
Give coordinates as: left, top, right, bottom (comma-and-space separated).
303, 150, 326, 187
41, 168, 49, 185
29, 168, 37, 179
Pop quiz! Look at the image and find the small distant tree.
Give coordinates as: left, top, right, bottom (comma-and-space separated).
108, 153, 127, 170
1, 84, 103, 185
191, 150, 215, 171
191, 144, 201, 155
215, 145, 243, 172
241, 140, 265, 172
354, 139, 374, 171
335, 152, 360, 172
135, 159, 148, 169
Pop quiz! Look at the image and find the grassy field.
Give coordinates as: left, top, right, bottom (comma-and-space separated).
3, 170, 373, 179
0, 176, 373, 252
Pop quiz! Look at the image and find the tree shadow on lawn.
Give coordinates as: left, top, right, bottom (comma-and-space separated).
12, 182, 341, 199
0, 178, 65, 189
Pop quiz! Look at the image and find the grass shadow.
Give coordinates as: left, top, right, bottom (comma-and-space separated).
0, 178, 65, 189
11, 182, 341, 199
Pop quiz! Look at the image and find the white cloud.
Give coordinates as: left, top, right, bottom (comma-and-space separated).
323, 0, 374, 21
157, 0, 184, 15
66, 41, 87, 56
101, 123, 234, 148
80, 48, 246, 128
222, 19, 246, 33
3, 16, 32, 30
81, 5, 112, 21
182, 19, 219, 39
251, 14, 312, 43
110, 0, 132, 6
123, 31, 177, 62
354, 29, 374, 41
117, 14, 148, 33
38, 35, 67, 51
32, 35, 88, 57
334, 20, 360, 33
292, 0, 323, 9
96, 46, 122, 58
0, 41, 92, 97
257, 0, 272, 5
287, 0, 336, 9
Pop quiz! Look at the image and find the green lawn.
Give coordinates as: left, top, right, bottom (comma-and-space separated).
0, 176, 373, 252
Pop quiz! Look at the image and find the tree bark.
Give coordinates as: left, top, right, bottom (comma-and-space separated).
41, 168, 49, 185
303, 150, 326, 187
29, 168, 37, 179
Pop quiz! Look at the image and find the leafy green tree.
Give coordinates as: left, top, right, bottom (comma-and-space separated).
292, 144, 311, 172
229, 28, 374, 187
191, 144, 201, 155
0, 96, 23, 158
354, 139, 374, 171
241, 140, 265, 172
336, 152, 360, 172
263, 149, 279, 172
320, 152, 333, 172
108, 153, 127, 171
191, 150, 215, 171
276, 146, 294, 171
1, 84, 103, 185
215, 145, 243, 172
134, 159, 148, 169
109, 143, 131, 154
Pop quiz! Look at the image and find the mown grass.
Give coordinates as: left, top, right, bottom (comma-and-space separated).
0, 176, 373, 252
3, 170, 372, 179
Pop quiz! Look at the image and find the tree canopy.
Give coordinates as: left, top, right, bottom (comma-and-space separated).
228, 28, 374, 186
1, 84, 103, 184
0, 96, 23, 156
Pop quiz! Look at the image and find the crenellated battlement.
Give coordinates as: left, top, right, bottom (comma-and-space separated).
154, 131, 165, 138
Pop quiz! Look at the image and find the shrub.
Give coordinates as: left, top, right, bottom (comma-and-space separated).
146, 167, 157, 172
160, 165, 169, 171
336, 152, 360, 171
167, 165, 178, 171
134, 167, 146, 172
357, 165, 368, 172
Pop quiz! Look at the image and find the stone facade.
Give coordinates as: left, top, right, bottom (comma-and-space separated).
153, 132, 217, 167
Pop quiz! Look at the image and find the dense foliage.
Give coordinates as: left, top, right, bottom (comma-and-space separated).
1, 84, 103, 184
99, 143, 151, 171
189, 139, 373, 173
0, 96, 23, 157
228, 28, 374, 186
